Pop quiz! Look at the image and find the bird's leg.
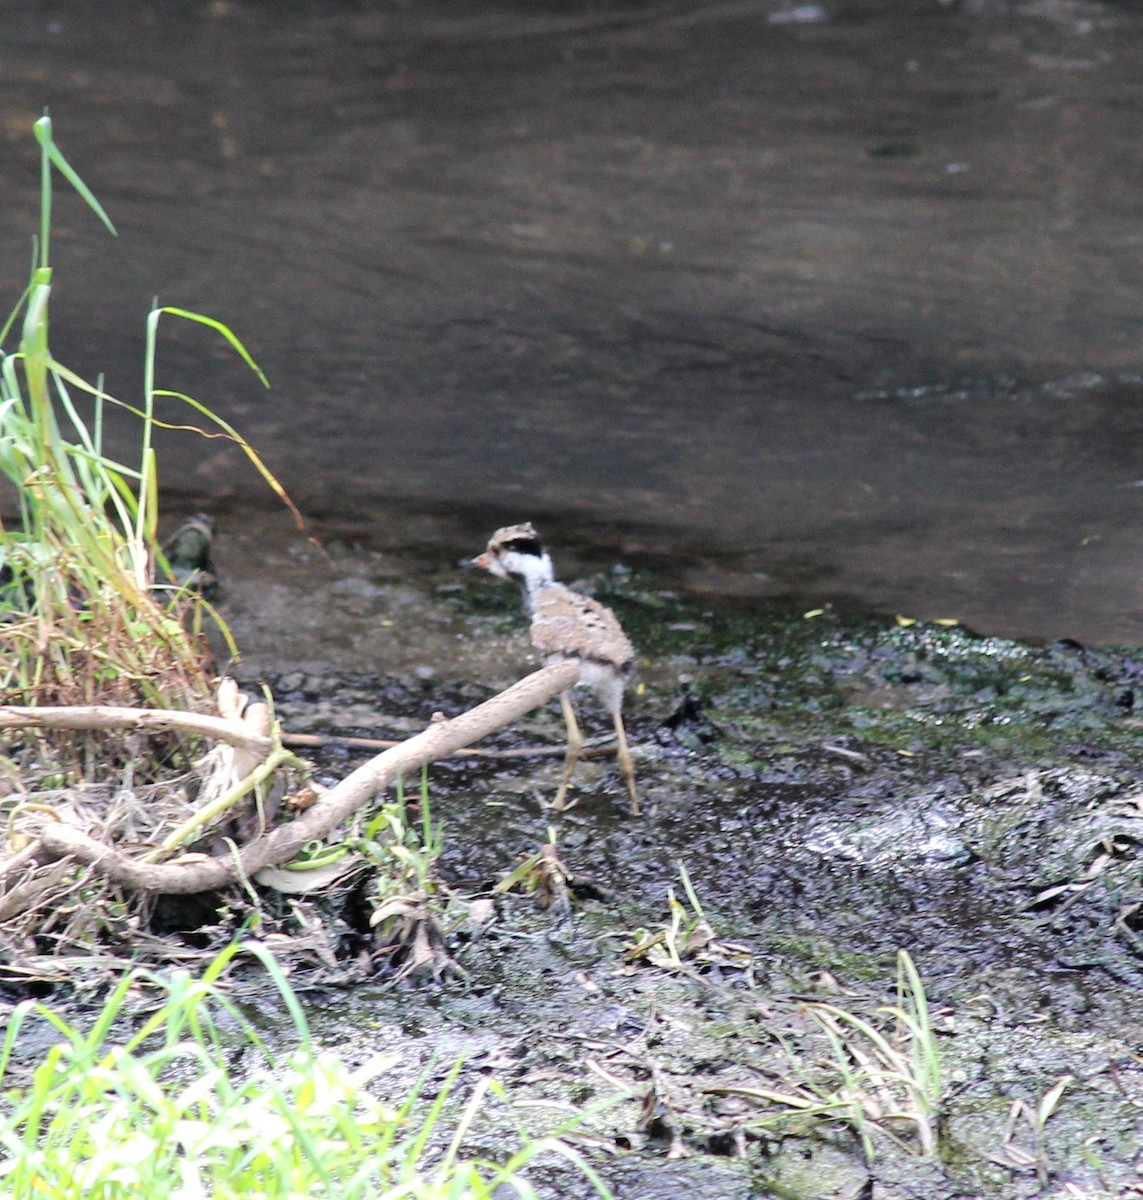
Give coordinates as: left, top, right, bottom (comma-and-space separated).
613, 710, 640, 817
552, 691, 583, 811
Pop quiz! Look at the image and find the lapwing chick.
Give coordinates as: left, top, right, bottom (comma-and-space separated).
468, 522, 639, 815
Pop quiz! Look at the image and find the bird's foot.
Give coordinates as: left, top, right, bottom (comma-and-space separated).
549, 785, 579, 813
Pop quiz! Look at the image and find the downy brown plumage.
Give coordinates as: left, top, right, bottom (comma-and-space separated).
468, 522, 639, 814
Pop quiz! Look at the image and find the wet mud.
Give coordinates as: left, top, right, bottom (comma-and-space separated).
209, 517, 1143, 1198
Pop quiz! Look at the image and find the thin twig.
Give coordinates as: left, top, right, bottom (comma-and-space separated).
0, 704, 616, 759
280, 730, 617, 759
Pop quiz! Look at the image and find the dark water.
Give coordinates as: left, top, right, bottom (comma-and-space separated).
3, 0, 1143, 643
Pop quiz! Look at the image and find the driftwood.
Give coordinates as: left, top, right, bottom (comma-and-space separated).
0, 704, 274, 755
11, 660, 580, 896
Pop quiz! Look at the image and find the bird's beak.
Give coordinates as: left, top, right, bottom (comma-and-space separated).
461, 552, 492, 570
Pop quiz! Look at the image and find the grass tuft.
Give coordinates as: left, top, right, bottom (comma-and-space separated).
0, 115, 289, 739
0, 941, 612, 1199
753, 949, 943, 1161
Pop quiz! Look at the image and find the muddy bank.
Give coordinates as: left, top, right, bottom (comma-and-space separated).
199, 519, 1143, 1198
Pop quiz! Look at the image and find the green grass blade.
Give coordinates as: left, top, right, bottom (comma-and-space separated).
34, 113, 118, 239
155, 306, 269, 388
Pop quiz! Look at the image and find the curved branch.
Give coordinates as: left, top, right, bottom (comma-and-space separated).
35, 660, 580, 895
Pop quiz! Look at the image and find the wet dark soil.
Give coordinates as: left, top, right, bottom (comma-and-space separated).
207, 517, 1143, 1199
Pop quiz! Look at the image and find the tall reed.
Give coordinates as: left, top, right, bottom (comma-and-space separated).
0, 116, 283, 734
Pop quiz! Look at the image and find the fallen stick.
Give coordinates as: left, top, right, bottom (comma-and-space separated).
0, 703, 612, 760
34, 660, 580, 896
0, 705, 273, 755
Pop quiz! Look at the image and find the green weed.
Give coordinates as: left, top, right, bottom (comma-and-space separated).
0, 941, 612, 1199
0, 115, 287, 732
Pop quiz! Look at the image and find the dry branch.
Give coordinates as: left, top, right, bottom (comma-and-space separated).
31, 660, 580, 896
0, 705, 273, 755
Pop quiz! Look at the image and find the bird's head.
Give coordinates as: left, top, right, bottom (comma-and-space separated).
467, 522, 554, 591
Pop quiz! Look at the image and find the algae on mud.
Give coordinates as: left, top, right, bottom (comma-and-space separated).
197, 515, 1143, 1198
7, 512, 1142, 1195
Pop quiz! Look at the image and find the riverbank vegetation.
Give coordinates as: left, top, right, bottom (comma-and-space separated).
0, 941, 611, 1199
0, 118, 578, 983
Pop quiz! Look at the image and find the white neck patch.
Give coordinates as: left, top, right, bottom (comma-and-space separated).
497, 548, 554, 593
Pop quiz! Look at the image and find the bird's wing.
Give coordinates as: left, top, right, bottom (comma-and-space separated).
530, 585, 634, 668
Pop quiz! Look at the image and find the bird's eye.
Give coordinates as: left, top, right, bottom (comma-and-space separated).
503, 537, 542, 556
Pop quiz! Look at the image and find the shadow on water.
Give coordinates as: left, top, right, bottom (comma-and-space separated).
2, 0, 1143, 641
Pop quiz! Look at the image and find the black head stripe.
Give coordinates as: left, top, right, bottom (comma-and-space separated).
502, 535, 544, 557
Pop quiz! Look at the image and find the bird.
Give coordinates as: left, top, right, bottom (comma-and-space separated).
467, 522, 639, 815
